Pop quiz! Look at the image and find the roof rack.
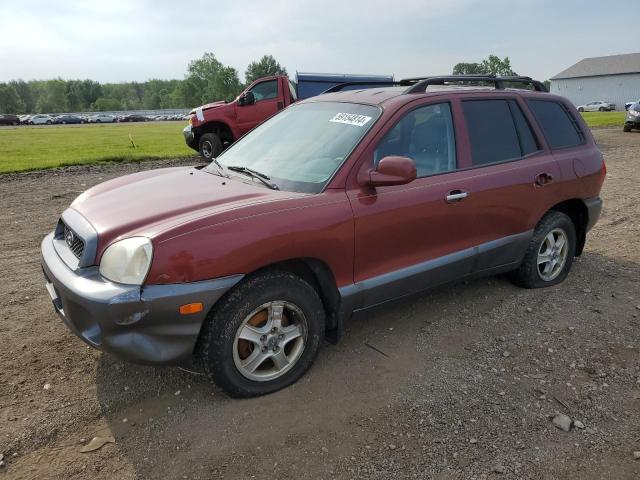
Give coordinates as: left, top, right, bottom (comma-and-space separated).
401, 75, 548, 93
322, 81, 399, 94
322, 75, 548, 95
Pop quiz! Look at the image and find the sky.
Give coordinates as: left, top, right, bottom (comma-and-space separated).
0, 0, 636, 84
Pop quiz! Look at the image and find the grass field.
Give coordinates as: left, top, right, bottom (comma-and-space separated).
580, 111, 626, 128
0, 122, 195, 173
0, 112, 629, 174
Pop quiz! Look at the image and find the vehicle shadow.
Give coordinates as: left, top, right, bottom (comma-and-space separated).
95, 250, 639, 479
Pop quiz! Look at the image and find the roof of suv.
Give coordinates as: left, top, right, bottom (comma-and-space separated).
309, 85, 553, 108
303, 75, 552, 109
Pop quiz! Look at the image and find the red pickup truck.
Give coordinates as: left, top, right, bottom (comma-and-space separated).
183, 75, 298, 160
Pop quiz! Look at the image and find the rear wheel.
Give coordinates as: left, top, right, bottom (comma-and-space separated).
510, 211, 576, 289
196, 271, 325, 397
198, 133, 223, 160
599, 107, 606, 112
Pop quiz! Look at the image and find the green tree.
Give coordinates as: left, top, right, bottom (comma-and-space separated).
244, 55, 288, 84
35, 79, 68, 113
184, 52, 242, 105
0, 83, 25, 114
91, 97, 123, 111
481, 55, 516, 76
9, 80, 34, 113
452, 62, 485, 75
453, 55, 517, 76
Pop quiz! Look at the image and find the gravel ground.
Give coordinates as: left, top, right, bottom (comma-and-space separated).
0, 128, 639, 480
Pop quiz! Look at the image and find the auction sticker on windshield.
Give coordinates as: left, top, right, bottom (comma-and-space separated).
329, 113, 372, 127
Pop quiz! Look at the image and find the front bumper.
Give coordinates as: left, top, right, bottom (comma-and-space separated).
183, 125, 198, 150
625, 114, 640, 128
41, 232, 242, 365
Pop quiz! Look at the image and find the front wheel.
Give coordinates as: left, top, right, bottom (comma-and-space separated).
198, 133, 223, 160
578, 107, 584, 112
196, 271, 325, 397
624, 124, 632, 132
510, 211, 576, 289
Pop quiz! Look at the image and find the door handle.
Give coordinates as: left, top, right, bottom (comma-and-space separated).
277, 101, 284, 110
445, 190, 469, 202
534, 172, 553, 186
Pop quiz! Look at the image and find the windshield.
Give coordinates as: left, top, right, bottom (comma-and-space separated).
207, 102, 380, 193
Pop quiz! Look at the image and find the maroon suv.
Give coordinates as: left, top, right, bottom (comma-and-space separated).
41, 75, 605, 397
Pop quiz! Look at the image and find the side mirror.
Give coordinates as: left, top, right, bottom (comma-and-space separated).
358, 156, 417, 187
238, 91, 255, 106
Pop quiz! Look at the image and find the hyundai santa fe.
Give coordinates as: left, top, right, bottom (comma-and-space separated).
41, 75, 605, 397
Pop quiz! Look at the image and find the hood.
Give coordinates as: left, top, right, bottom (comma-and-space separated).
71, 167, 295, 255
189, 100, 226, 114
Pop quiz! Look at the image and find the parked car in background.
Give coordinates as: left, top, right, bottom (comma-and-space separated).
576, 101, 615, 112
184, 72, 393, 160
30, 114, 54, 125
118, 114, 148, 122
42, 75, 604, 397
90, 114, 115, 123
19, 114, 32, 125
624, 103, 640, 132
625, 100, 640, 110
54, 115, 86, 124
0, 114, 20, 126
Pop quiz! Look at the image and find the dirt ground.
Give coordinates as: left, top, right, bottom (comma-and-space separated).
1, 128, 639, 480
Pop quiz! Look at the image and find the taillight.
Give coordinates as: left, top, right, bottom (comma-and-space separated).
601, 157, 607, 180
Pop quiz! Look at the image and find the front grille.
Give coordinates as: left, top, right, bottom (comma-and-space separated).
63, 223, 85, 259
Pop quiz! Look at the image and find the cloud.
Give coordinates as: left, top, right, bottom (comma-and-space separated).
0, 0, 635, 83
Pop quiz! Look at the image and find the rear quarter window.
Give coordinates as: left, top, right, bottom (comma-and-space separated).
527, 100, 585, 149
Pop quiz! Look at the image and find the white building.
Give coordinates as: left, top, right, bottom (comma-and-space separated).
550, 53, 640, 111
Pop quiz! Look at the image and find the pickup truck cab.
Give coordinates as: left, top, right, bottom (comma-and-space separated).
42, 75, 604, 398
183, 75, 298, 160
183, 73, 393, 160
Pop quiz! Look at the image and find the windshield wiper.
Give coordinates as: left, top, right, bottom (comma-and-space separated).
208, 157, 229, 178
227, 165, 279, 190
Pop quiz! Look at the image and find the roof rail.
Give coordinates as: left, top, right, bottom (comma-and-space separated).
322, 81, 399, 94
401, 75, 548, 93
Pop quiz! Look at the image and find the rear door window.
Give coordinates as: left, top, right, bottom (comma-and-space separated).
527, 100, 584, 149
508, 100, 540, 156
462, 100, 521, 166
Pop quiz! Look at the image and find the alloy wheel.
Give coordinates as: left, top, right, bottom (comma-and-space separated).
537, 228, 568, 281
232, 301, 308, 382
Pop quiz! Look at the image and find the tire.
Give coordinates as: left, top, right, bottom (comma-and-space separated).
599, 107, 606, 112
198, 133, 223, 160
578, 107, 584, 112
624, 124, 632, 132
510, 211, 576, 289
46, 120, 52, 125
196, 270, 325, 397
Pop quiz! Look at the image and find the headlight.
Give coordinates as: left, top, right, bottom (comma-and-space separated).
630, 109, 639, 116
99, 237, 153, 285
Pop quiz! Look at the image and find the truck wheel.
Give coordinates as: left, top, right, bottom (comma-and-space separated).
196, 271, 325, 397
198, 133, 223, 160
510, 211, 576, 289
